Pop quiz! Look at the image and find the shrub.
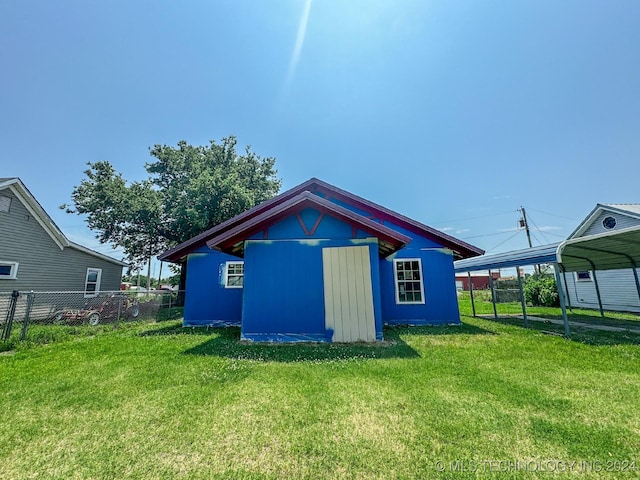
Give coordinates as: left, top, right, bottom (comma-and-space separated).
523, 273, 559, 307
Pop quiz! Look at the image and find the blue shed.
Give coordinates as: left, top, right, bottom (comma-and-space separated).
158, 178, 483, 342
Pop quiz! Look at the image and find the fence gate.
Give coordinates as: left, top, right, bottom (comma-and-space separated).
0, 290, 26, 341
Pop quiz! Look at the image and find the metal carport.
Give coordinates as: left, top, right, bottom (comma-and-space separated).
557, 225, 640, 317
455, 225, 640, 337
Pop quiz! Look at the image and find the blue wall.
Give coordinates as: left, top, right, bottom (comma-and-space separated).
380, 248, 460, 325
183, 200, 461, 335
183, 246, 244, 327
241, 236, 383, 342
317, 200, 461, 325
242, 239, 326, 341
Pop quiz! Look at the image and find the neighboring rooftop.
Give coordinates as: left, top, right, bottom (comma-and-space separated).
0, 177, 127, 267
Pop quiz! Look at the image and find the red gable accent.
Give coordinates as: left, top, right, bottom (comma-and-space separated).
158, 178, 483, 262
206, 191, 411, 257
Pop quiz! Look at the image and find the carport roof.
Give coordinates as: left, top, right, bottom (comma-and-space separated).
557, 224, 640, 272
454, 224, 640, 274
454, 243, 560, 272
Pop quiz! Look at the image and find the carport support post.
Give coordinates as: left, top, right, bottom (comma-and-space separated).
561, 270, 572, 310
631, 262, 640, 307
488, 270, 498, 319
468, 272, 476, 317
554, 267, 571, 337
591, 269, 605, 317
516, 266, 528, 328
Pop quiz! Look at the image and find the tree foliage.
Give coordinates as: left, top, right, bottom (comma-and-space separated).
523, 272, 560, 307
63, 136, 281, 268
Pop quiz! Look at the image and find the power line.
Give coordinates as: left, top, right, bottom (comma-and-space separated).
460, 230, 517, 240
525, 211, 551, 244
529, 229, 543, 245
527, 208, 579, 222
540, 231, 566, 238
441, 210, 515, 224
486, 229, 523, 253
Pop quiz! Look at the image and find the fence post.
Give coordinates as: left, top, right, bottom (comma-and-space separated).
20, 291, 35, 341
2, 290, 20, 341
117, 292, 122, 322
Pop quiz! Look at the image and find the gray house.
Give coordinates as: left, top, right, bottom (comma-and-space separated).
0, 178, 126, 293
559, 204, 640, 313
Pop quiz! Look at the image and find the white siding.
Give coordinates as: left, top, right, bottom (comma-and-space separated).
581, 211, 640, 237
561, 268, 640, 313
322, 246, 375, 342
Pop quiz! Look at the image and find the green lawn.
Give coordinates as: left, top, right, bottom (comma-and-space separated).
1, 318, 639, 479
458, 291, 640, 331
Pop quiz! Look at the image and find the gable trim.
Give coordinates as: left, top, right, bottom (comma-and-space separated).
0, 178, 127, 267
159, 177, 483, 262
206, 191, 411, 257
1, 180, 68, 250
568, 204, 640, 239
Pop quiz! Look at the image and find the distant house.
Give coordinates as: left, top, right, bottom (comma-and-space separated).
455, 271, 501, 291
0, 178, 126, 293
159, 178, 483, 342
560, 204, 640, 313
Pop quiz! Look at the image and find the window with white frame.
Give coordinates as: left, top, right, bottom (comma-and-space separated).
393, 258, 425, 304
576, 271, 592, 282
224, 261, 244, 288
0, 261, 19, 279
84, 268, 102, 297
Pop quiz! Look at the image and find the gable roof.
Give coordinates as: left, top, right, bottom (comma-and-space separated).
0, 177, 127, 267
207, 191, 412, 257
1, 177, 68, 249
568, 203, 640, 239
159, 178, 483, 262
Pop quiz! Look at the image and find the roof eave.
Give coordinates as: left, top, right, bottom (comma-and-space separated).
206, 192, 410, 257
304, 178, 484, 259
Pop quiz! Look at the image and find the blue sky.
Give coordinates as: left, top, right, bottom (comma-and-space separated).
2, 0, 639, 274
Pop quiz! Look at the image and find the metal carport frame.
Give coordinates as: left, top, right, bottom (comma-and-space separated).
454, 243, 571, 336
557, 225, 640, 315
455, 224, 640, 337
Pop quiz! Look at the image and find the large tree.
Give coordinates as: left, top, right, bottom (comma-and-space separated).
64, 136, 281, 270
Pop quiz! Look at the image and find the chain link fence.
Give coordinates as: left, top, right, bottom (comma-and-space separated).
1, 290, 184, 346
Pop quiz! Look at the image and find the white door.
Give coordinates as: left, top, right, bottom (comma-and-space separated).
322, 246, 376, 342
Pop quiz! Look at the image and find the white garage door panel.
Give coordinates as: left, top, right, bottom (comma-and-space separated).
322, 246, 375, 342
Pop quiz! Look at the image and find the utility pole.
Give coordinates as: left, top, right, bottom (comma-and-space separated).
518, 206, 538, 274
518, 206, 533, 248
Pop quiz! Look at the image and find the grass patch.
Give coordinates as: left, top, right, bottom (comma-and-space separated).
458, 291, 640, 330
1, 318, 639, 479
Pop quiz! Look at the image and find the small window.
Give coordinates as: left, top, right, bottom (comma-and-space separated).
393, 258, 425, 304
0, 261, 19, 279
0, 196, 11, 213
576, 271, 592, 282
225, 261, 244, 288
85, 268, 102, 297
602, 216, 617, 230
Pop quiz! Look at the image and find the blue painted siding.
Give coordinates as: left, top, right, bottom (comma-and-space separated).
367, 240, 384, 340
266, 207, 367, 240
381, 248, 460, 325
242, 240, 327, 341
242, 237, 382, 342
184, 246, 243, 326
183, 194, 462, 334
346, 215, 461, 325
